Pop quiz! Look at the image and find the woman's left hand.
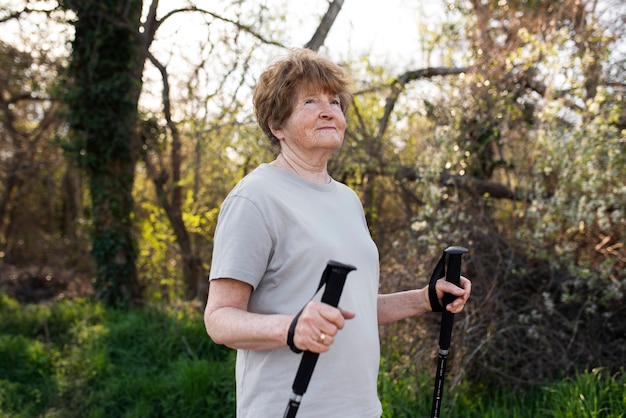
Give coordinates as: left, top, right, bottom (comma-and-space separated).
435, 276, 472, 313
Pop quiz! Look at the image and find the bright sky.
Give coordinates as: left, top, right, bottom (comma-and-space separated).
0, 0, 449, 112
134, 0, 449, 114
150, 0, 444, 71
279, 0, 444, 68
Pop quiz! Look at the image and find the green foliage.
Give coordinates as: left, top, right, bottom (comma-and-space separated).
378, 356, 434, 417
537, 368, 626, 418
524, 89, 625, 298
133, 113, 255, 301
379, 362, 626, 417
2, 293, 625, 417
136, 200, 182, 302
371, 0, 626, 389
0, 38, 81, 267
452, 368, 626, 418
0, 292, 234, 417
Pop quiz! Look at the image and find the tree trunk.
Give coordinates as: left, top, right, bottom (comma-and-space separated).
62, 0, 144, 306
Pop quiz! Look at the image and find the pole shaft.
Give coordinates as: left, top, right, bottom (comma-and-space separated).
430, 246, 467, 418
431, 352, 448, 418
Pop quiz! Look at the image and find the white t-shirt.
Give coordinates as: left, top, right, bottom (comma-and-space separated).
210, 164, 382, 418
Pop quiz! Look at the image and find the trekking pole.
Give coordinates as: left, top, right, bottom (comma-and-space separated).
430, 246, 468, 418
283, 260, 356, 418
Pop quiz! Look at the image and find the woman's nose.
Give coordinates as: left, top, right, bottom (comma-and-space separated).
319, 102, 333, 118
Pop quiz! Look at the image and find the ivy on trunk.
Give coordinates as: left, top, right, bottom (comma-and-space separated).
61, 0, 143, 306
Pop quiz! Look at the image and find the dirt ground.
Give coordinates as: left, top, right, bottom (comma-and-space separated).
0, 263, 94, 303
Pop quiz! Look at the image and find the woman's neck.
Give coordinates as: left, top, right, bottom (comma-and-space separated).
271, 152, 330, 184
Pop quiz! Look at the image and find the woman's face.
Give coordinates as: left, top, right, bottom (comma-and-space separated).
270, 86, 346, 159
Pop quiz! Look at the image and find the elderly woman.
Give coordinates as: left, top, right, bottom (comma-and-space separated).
204, 48, 471, 418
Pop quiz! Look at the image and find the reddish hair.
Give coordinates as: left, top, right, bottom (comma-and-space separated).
253, 48, 352, 146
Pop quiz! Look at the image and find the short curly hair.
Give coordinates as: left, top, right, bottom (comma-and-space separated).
253, 48, 352, 147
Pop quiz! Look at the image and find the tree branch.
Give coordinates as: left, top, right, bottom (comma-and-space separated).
157, 6, 283, 47
304, 0, 344, 51
377, 66, 471, 138
393, 165, 531, 201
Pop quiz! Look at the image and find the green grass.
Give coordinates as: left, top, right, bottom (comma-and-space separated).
377, 358, 625, 418
1, 291, 624, 417
0, 292, 234, 417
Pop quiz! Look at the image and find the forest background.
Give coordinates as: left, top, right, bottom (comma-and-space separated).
0, 0, 625, 415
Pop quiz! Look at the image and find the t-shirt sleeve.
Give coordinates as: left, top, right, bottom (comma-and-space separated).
208, 195, 273, 288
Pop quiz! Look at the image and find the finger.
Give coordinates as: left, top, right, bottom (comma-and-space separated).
435, 279, 465, 299
452, 276, 472, 305
446, 292, 470, 313
339, 307, 356, 320
301, 331, 332, 353
316, 331, 334, 345
436, 277, 471, 312
315, 331, 334, 351
460, 276, 472, 299
318, 304, 349, 329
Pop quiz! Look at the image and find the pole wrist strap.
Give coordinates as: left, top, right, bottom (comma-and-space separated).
428, 251, 446, 312
287, 309, 304, 353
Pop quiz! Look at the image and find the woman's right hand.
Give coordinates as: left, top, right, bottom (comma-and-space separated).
291, 301, 355, 353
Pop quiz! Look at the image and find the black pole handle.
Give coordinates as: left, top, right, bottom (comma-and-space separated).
438, 246, 467, 350
284, 260, 356, 418
319, 261, 356, 306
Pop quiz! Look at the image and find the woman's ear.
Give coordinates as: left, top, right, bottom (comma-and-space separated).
269, 122, 283, 141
